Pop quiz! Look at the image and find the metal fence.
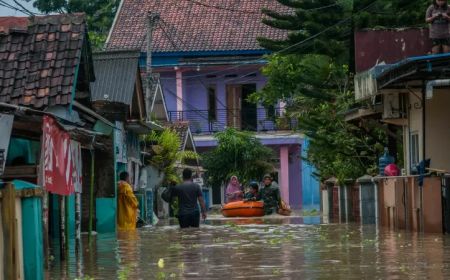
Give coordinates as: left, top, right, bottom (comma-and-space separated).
167, 108, 297, 134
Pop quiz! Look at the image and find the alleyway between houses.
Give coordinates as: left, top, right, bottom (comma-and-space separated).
47, 213, 450, 280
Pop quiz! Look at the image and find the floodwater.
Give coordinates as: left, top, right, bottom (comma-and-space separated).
47, 214, 450, 280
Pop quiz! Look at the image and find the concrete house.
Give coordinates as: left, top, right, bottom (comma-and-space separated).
349, 28, 449, 233
105, 0, 322, 209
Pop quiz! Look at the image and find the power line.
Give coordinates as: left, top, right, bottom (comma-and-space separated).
159, 19, 185, 50
157, 23, 264, 130
164, 85, 297, 137
150, 0, 383, 137
0, 0, 43, 16
0, 0, 30, 15
158, 24, 298, 136
156, 0, 380, 81
11, 0, 35, 16
184, 0, 341, 15
184, 0, 258, 15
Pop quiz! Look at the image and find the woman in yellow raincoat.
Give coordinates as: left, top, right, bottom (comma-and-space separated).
117, 171, 139, 230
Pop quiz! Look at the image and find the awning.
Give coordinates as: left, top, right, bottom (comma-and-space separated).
354, 52, 450, 100
126, 120, 163, 134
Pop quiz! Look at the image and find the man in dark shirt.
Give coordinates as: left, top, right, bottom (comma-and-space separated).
171, 168, 207, 228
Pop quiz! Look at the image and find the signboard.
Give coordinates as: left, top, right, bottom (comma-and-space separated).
0, 114, 14, 176
114, 121, 127, 163
43, 115, 82, 195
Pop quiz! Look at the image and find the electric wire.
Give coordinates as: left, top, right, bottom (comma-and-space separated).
184, 0, 341, 15
158, 22, 299, 137
0, 0, 32, 16
157, 0, 381, 81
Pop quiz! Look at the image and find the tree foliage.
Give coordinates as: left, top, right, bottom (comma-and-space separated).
144, 129, 199, 185
202, 128, 274, 188
353, 0, 428, 29
254, 0, 426, 181
32, 0, 119, 50
258, 0, 352, 61
251, 54, 386, 181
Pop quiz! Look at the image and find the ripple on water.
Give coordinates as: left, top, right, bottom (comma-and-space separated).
47, 219, 450, 279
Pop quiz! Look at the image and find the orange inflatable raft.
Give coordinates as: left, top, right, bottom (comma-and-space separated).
221, 200, 265, 217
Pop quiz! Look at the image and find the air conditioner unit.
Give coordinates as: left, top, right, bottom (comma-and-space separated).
383, 92, 403, 119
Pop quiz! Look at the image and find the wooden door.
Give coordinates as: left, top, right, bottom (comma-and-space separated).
226, 85, 242, 129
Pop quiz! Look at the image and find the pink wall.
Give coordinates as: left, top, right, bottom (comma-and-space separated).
279, 145, 290, 203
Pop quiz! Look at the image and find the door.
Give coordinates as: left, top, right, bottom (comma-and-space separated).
226, 85, 242, 129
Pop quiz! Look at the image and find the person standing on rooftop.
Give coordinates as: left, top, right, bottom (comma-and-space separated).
426, 0, 450, 54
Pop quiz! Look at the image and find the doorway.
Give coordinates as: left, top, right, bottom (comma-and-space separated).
226, 84, 257, 130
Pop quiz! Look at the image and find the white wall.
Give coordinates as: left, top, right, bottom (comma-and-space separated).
425, 88, 450, 171
407, 91, 423, 173
406, 88, 450, 172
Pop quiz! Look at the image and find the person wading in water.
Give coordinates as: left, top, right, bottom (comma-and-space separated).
171, 168, 207, 228
117, 171, 139, 230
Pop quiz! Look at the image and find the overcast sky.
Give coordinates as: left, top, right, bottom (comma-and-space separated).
0, 0, 40, 16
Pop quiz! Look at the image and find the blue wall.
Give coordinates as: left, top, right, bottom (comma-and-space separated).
301, 138, 320, 210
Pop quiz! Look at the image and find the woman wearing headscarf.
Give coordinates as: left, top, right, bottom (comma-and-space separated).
225, 175, 243, 203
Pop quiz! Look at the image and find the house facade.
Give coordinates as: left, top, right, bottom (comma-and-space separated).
349, 28, 450, 233
0, 13, 112, 277
106, 0, 314, 209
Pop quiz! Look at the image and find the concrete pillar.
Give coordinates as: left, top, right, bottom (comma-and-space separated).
176, 69, 183, 116
279, 145, 290, 203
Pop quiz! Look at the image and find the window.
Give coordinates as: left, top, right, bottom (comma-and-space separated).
208, 86, 216, 121
410, 133, 419, 168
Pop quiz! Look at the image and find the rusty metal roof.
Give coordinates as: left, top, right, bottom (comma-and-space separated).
0, 14, 90, 109
90, 50, 140, 105
355, 28, 432, 73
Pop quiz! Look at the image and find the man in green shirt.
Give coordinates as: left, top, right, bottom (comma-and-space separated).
259, 174, 281, 215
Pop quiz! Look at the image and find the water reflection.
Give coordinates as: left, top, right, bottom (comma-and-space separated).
47, 217, 450, 279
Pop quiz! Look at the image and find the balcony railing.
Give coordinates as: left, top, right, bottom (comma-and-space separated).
168, 108, 297, 134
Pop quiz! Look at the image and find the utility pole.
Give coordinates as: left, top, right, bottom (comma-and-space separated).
146, 12, 160, 121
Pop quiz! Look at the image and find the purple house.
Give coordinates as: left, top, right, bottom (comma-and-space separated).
106, 0, 303, 208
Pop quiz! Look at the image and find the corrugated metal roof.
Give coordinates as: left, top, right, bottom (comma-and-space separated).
90, 50, 140, 105
354, 52, 450, 100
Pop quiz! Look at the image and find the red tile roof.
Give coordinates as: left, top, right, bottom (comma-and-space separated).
106, 0, 289, 53
0, 14, 87, 108
0, 17, 28, 34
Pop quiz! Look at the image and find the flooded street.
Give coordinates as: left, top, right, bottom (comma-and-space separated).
48, 215, 450, 279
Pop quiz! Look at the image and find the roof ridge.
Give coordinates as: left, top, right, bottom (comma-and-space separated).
29, 13, 86, 26
93, 50, 141, 60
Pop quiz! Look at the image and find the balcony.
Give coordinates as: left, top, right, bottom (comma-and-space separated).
168, 108, 297, 134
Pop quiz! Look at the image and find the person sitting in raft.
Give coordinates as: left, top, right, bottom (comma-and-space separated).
225, 175, 244, 203
244, 181, 259, 201
260, 174, 281, 215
